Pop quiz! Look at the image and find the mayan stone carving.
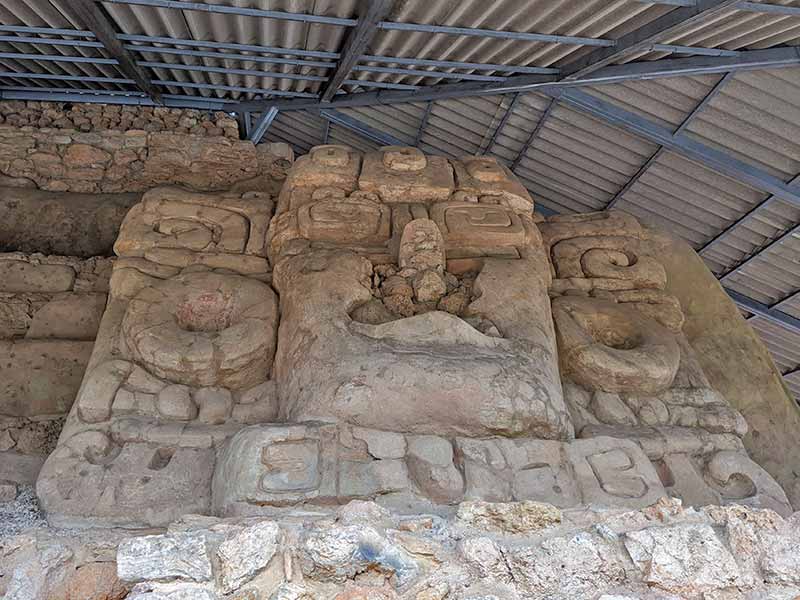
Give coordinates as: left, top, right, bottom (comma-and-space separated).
36, 145, 792, 528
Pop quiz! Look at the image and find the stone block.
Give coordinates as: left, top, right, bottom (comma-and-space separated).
37, 433, 214, 527
0, 339, 93, 417
406, 435, 464, 504
624, 524, 740, 596
566, 437, 666, 509
0, 259, 75, 292
216, 521, 281, 594
359, 147, 453, 203
117, 532, 213, 583
25, 292, 106, 339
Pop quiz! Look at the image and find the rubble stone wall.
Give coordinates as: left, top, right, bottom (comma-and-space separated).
0, 101, 239, 137
2, 499, 800, 600
0, 252, 112, 494
0, 126, 288, 194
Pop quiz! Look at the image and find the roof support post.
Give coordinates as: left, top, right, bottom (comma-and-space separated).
248, 106, 279, 144
320, 0, 395, 102
71, 0, 161, 102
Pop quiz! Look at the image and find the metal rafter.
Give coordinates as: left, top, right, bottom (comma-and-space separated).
319, 109, 404, 146
321, 0, 396, 102
511, 98, 557, 172
700, 174, 800, 258
481, 93, 520, 155
727, 289, 800, 335
719, 222, 800, 282
544, 88, 800, 210
70, 0, 161, 102
414, 101, 433, 147
607, 71, 733, 209
234, 47, 800, 113
558, 0, 742, 79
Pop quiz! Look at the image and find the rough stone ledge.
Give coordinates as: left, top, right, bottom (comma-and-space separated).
2, 497, 800, 600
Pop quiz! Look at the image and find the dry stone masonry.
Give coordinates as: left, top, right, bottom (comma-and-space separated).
0, 252, 111, 499
1, 142, 799, 599
0, 126, 291, 193
0, 101, 239, 137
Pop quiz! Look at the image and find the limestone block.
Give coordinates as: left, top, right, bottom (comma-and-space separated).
25, 292, 106, 340
506, 532, 626, 600
280, 145, 361, 203
337, 458, 410, 498
213, 424, 336, 515
411, 270, 446, 303
195, 387, 234, 424
566, 437, 666, 509
406, 435, 464, 503
553, 296, 681, 394
704, 451, 792, 516
359, 147, 453, 203
456, 500, 561, 533
114, 186, 273, 259
550, 236, 666, 288
76, 359, 134, 423
624, 524, 740, 596
117, 532, 214, 583
0, 339, 93, 417
156, 385, 197, 421
538, 211, 646, 250
297, 192, 391, 246
300, 524, 418, 585
0, 450, 44, 485
37, 432, 214, 527
430, 202, 529, 257
456, 438, 578, 507
0, 259, 75, 292
352, 428, 406, 460
112, 388, 157, 417
121, 272, 278, 390
398, 219, 446, 272
216, 521, 281, 593
452, 156, 534, 212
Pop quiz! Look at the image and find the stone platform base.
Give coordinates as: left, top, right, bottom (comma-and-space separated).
2, 496, 799, 600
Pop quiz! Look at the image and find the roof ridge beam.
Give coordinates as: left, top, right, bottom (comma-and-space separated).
71, 0, 161, 102
321, 0, 395, 102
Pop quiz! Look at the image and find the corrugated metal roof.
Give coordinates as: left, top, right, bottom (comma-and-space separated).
0, 0, 798, 404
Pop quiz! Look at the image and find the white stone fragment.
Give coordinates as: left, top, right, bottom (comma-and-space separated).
216, 521, 281, 593
623, 524, 740, 595
117, 532, 213, 583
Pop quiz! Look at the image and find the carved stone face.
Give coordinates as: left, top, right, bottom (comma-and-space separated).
268, 145, 571, 439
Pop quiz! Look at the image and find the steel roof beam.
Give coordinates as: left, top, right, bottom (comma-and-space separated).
726, 288, 800, 335
321, 0, 395, 102
557, 0, 742, 79
414, 101, 433, 147
511, 98, 557, 172
319, 109, 404, 146
71, 0, 161, 102
608, 71, 732, 209
737, 2, 800, 16
102, 0, 358, 27
235, 47, 800, 112
0, 87, 234, 109
248, 106, 279, 144
481, 93, 520, 155
544, 88, 800, 210
719, 221, 800, 281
